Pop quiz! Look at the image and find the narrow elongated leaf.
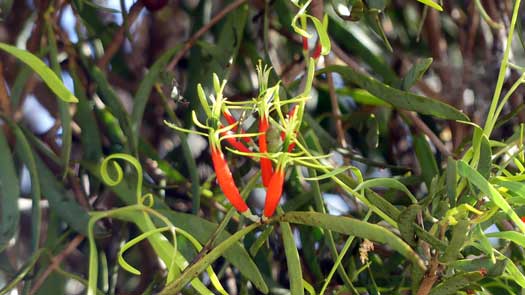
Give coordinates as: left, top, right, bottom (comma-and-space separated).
428, 272, 483, 295
278, 211, 426, 270
0, 128, 20, 251
0, 42, 78, 103
366, 190, 400, 220
46, 24, 72, 179
441, 218, 469, 263
446, 157, 457, 206
414, 134, 439, 188
452, 257, 506, 276
486, 231, 525, 248
131, 45, 182, 149
34, 153, 91, 235
158, 210, 268, 294
159, 223, 261, 295
318, 65, 468, 121
356, 178, 418, 204
281, 221, 303, 294
72, 71, 103, 164
417, 0, 443, 11
503, 255, 525, 287
89, 66, 135, 154
402, 58, 433, 90
9, 120, 41, 253
458, 160, 525, 233
398, 204, 421, 246
478, 135, 492, 179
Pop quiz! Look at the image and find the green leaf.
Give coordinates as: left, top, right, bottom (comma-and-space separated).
158, 210, 269, 294
414, 134, 439, 188
0, 42, 78, 103
486, 231, 525, 248
441, 218, 469, 263
281, 221, 303, 294
34, 153, 91, 235
159, 223, 261, 295
72, 71, 103, 165
0, 128, 20, 251
46, 23, 72, 179
89, 66, 135, 154
428, 272, 483, 295
356, 178, 418, 204
452, 257, 506, 276
402, 58, 433, 90
277, 211, 426, 271
131, 45, 182, 150
365, 11, 393, 52
8, 120, 41, 253
398, 204, 421, 246
458, 160, 525, 233
503, 255, 525, 288
318, 65, 468, 121
366, 189, 400, 220
417, 0, 443, 11
478, 135, 492, 179
446, 157, 457, 206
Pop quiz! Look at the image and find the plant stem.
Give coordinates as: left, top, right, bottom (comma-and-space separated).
484, 0, 523, 137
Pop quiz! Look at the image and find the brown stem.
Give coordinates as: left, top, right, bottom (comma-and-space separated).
166, 0, 247, 71
28, 235, 85, 295
96, 1, 144, 70
401, 110, 452, 158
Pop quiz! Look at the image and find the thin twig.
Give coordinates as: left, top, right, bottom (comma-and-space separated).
29, 235, 85, 295
166, 0, 247, 71
96, 1, 144, 70
401, 110, 452, 158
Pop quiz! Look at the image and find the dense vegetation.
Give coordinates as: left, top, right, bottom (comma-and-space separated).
1, 0, 525, 294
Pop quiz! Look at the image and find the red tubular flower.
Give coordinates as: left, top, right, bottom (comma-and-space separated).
222, 132, 251, 154
302, 36, 309, 51
259, 115, 274, 187
211, 146, 249, 213
223, 110, 251, 144
312, 42, 322, 60
263, 167, 285, 217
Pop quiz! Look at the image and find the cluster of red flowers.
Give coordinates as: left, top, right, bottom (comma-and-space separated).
166, 57, 320, 218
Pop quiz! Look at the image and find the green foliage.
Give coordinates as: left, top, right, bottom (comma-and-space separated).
2, 0, 525, 294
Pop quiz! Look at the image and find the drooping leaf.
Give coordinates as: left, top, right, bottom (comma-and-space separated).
0, 128, 20, 251
417, 0, 443, 11
414, 134, 439, 188
158, 210, 269, 294
402, 58, 433, 90
398, 204, 421, 246
458, 160, 525, 233
318, 65, 468, 121
428, 272, 483, 295
277, 211, 426, 270
0, 42, 78, 103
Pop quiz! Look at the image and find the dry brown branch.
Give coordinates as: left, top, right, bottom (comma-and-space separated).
166, 0, 247, 71
97, 1, 145, 70
29, 235, 85, 295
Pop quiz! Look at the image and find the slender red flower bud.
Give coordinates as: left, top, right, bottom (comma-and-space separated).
222, 132, 251, 154
211, 146, 249, 213
259, 115, 274, 187
312, 42, 322, 59
223, 111, 238, 131
263, 168, 285, 217
302, 36, 309, 51
223, 111, 251, 144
